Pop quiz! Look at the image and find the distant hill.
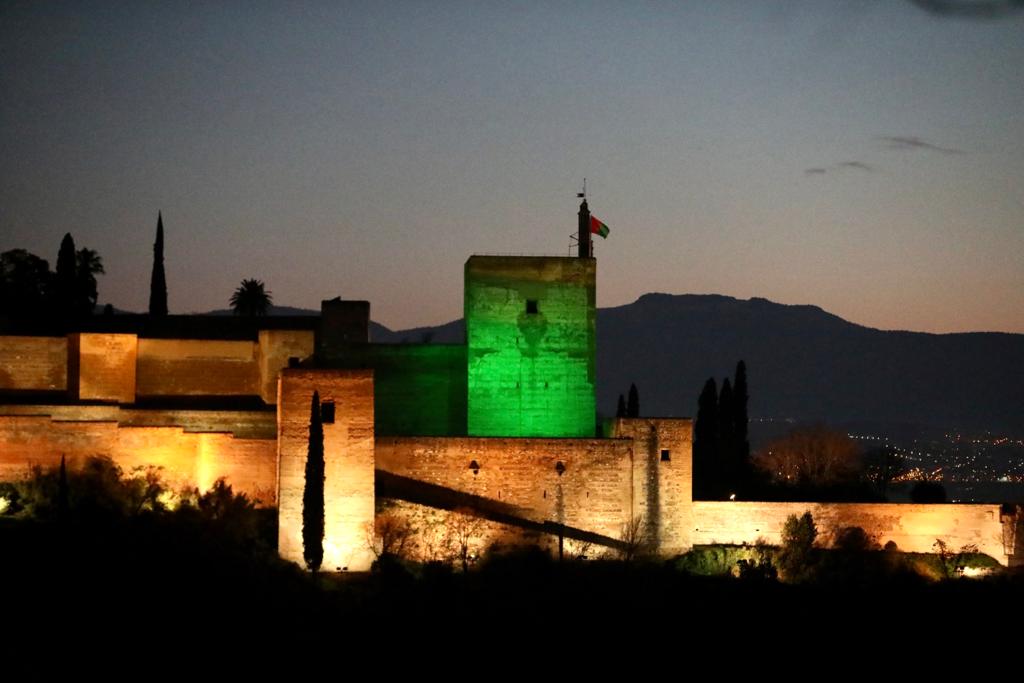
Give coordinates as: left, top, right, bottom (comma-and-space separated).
193, 295, 1022, 433
376, 293, 1024, 434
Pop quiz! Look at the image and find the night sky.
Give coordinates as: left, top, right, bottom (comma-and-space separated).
2, 2, 1022, 333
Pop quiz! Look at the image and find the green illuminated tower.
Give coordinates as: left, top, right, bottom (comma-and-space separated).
465, 247, 597, 437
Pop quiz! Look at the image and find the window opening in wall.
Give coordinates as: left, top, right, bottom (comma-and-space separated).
320, 401, 335, 424
543, 490, 547, 499
469, 460, 480, 475
555, 461, 566, 476
526, 299, 538, 314
660, 449, 670, 462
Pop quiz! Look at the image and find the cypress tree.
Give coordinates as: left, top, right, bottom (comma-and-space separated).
693, 378, 718, 499
718, 377, 735, 494
616, 394, 627, 418
53, 233, 77, 321
302, 390, 325, 572
733, 360, 751, 490
627, 383, 640, 418
149, 212, 168, 316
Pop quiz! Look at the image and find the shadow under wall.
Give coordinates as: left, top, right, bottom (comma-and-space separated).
375, 469, 623, 552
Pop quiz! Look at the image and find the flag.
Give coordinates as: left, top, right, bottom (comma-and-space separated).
589, 215, 610, 239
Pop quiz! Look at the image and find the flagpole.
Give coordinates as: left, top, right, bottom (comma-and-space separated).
577, 179, 591, 259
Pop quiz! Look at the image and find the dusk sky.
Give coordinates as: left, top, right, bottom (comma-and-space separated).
2, 2, 1022, 333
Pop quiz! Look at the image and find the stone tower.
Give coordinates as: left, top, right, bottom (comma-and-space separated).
464, 254, 597, 437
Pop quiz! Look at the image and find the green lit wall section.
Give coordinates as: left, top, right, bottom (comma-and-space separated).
321, 344, 467, 436
465, 256, 596, 437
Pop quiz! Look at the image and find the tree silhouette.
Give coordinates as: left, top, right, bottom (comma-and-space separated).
718, 377, 735, 490
0, 249, 51, 319
149, 212, 168, 316
53, 233, 78, 319
616, 394, 627, 418
627, 383, 640, 418
753, 426, 861, 489
693, 377, 719, 499
75, 248, 104, 312
229, 278, 272, 316
732, 360, 751, 488
303, 390, 325, 572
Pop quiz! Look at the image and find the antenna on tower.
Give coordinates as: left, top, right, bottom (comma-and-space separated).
577, 178, 586, 199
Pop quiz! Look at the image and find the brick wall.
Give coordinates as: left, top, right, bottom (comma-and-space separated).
69, 333, 137, 403
613, 417, 694, 555
0, 336, 67, 391
136, 338, 259, 397
0, 412, 277, 504
376, 435, 633, 545
692, 500, 1008, 563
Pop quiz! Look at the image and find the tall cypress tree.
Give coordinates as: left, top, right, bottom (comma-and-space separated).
53, 233, 78, 321
303, 390, 325, 572
627, 383, 640, 418
733, 360, 751, 491
149, 212, 168, 316
693, 377, 718, 499
718, 377, 735, 494
616, 394, 627, 418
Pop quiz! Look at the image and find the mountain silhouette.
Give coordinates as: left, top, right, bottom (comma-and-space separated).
197, 295, 1023, 433
373, 293, 1024, 434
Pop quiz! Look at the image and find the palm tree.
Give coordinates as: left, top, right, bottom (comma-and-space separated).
75, 247, 105, 312
229, 278, 272, 316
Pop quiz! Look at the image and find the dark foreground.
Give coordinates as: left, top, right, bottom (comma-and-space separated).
2, 514, 1021, 675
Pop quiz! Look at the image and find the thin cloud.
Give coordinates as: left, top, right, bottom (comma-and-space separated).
804, 161, 873, 176
879, 136, 965, 154
909, 0, 1024, 19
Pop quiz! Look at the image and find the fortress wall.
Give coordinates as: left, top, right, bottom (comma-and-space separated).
0, 413, 277, 504
0, 336, 67, 391
257, 330, 315, 405
326, 344, 467, 436
277, 369, 375, 571
136, 339, 259, 397
69, 333, 137, 403
613, 417, 694, 555
375, 435, 633, 543
692, 501, 1008, 563
0, 404, 276, 439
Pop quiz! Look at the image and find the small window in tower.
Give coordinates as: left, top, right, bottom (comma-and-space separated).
320, 401, 335, 424
660, 449, 671, 462
526, 299, 538, 315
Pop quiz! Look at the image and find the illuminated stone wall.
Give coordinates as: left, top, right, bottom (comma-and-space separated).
136, 338, 259, 397
376, 435, 634, 545
0, 411, 278, 504
0, 404, 275, 438
0, 336, 67, 391
69, 333, 137, 403
323, 344, 467, 436
691, 501, 1009, 563
465, 256, 597, 437
612, 417, 694, 555
277, 369, 375, 571
257, 330, 315, 404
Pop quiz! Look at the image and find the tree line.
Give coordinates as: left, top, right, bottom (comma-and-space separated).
2, 212, 275, 323
0, 233, 105, 323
